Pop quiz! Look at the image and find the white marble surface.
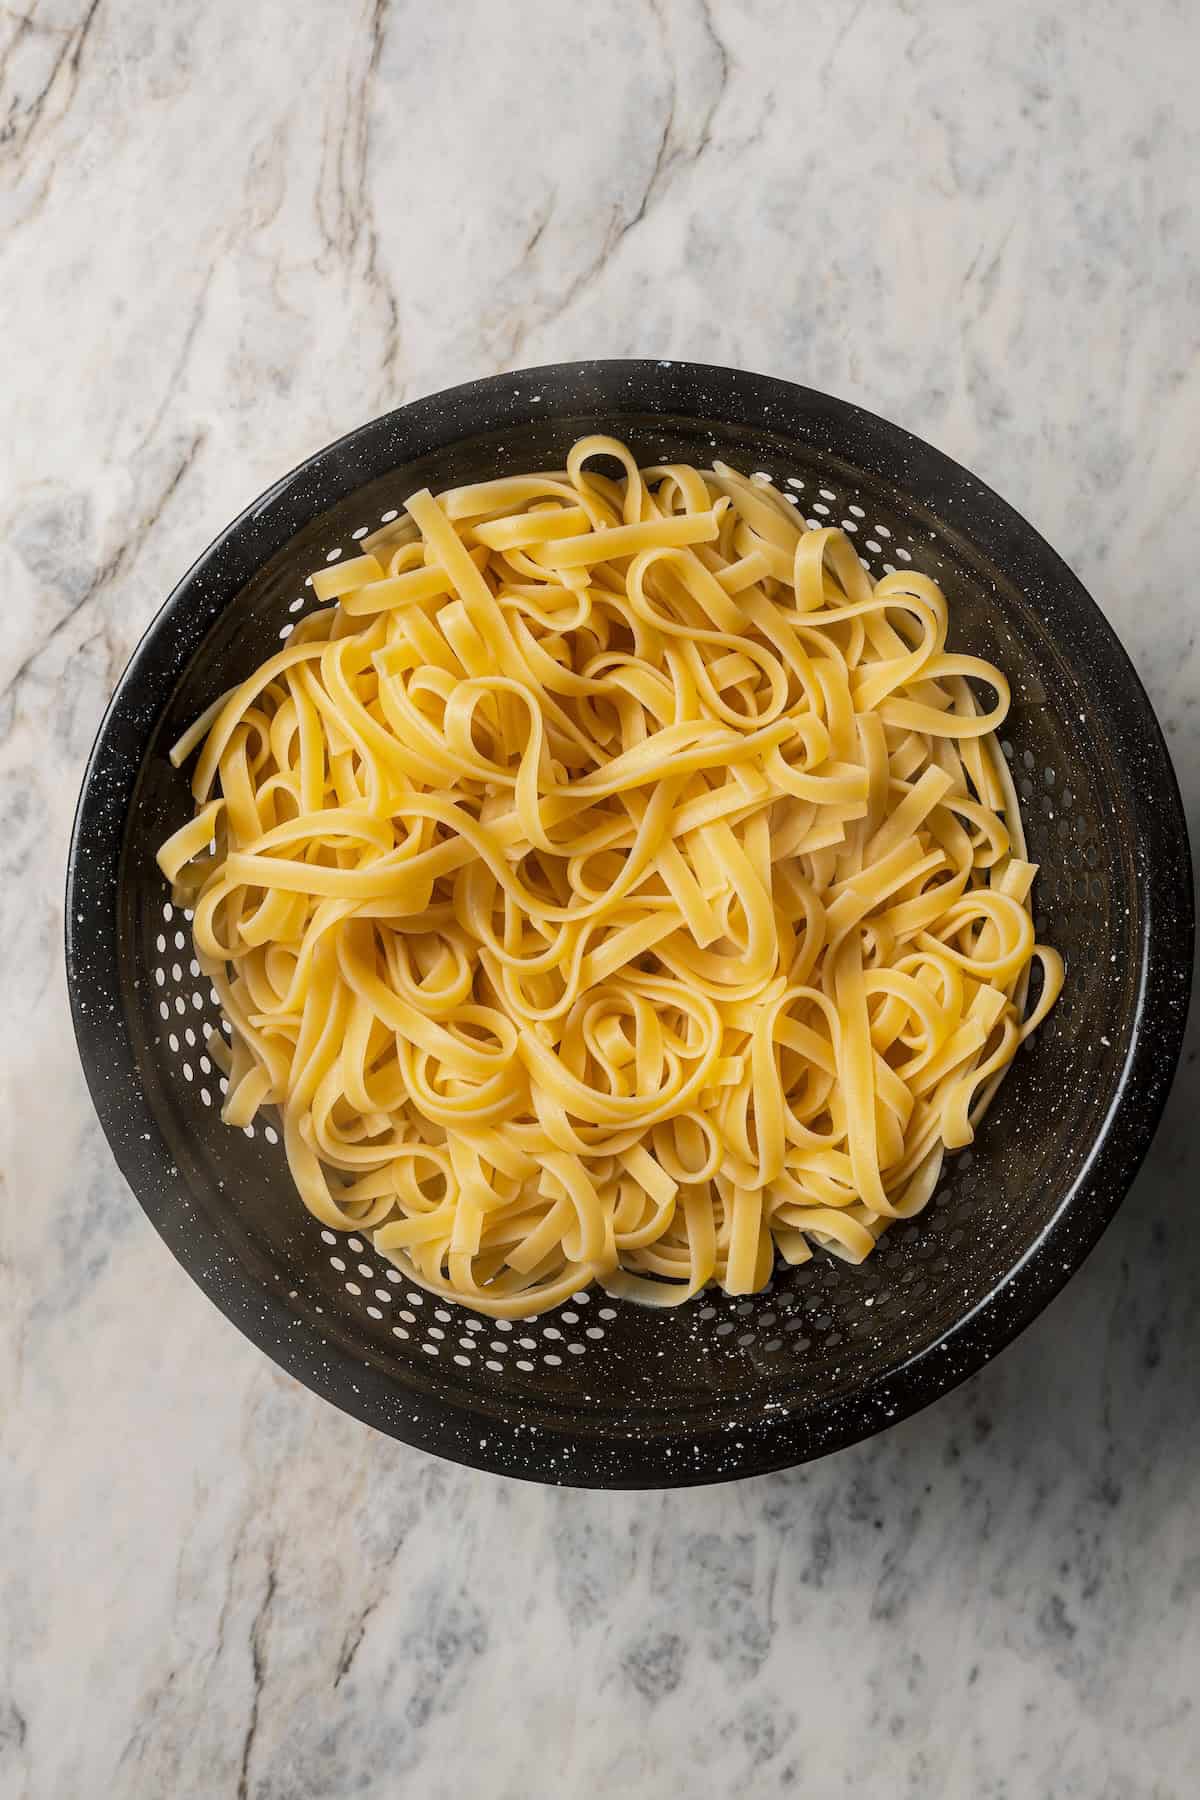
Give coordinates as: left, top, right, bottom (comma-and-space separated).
3, 1, 1199, 1794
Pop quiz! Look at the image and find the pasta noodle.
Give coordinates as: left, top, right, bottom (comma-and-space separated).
158, 438, 1063, 1319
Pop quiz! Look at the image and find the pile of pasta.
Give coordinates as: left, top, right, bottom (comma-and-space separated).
159, 437, 1062, 1319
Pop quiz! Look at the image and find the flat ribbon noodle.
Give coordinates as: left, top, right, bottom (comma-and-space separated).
157, 443, 1063, 1317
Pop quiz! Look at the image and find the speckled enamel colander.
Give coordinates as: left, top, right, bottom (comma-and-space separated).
66, 361, 1193, 1487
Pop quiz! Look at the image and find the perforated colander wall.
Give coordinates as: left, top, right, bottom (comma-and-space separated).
71, 364, 1190, 1484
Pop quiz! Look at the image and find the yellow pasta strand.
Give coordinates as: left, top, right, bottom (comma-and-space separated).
159, 440, 1063, 1318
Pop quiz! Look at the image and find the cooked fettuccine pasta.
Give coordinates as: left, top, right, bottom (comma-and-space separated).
158, 438, 1063, 1318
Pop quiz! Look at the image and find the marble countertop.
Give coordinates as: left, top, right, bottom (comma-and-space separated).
4, 1, 1199, 1794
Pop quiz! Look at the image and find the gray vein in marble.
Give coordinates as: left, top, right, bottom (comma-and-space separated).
237, 1546, 278, 1800
1, 426, 205, 704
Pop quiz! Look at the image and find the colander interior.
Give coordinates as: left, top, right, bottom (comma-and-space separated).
69, 365, 1192, 1485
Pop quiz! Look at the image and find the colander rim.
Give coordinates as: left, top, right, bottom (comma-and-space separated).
65, 360, 1194, 1487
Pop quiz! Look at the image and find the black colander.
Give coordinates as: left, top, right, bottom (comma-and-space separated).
66, 361, 1194, 1487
